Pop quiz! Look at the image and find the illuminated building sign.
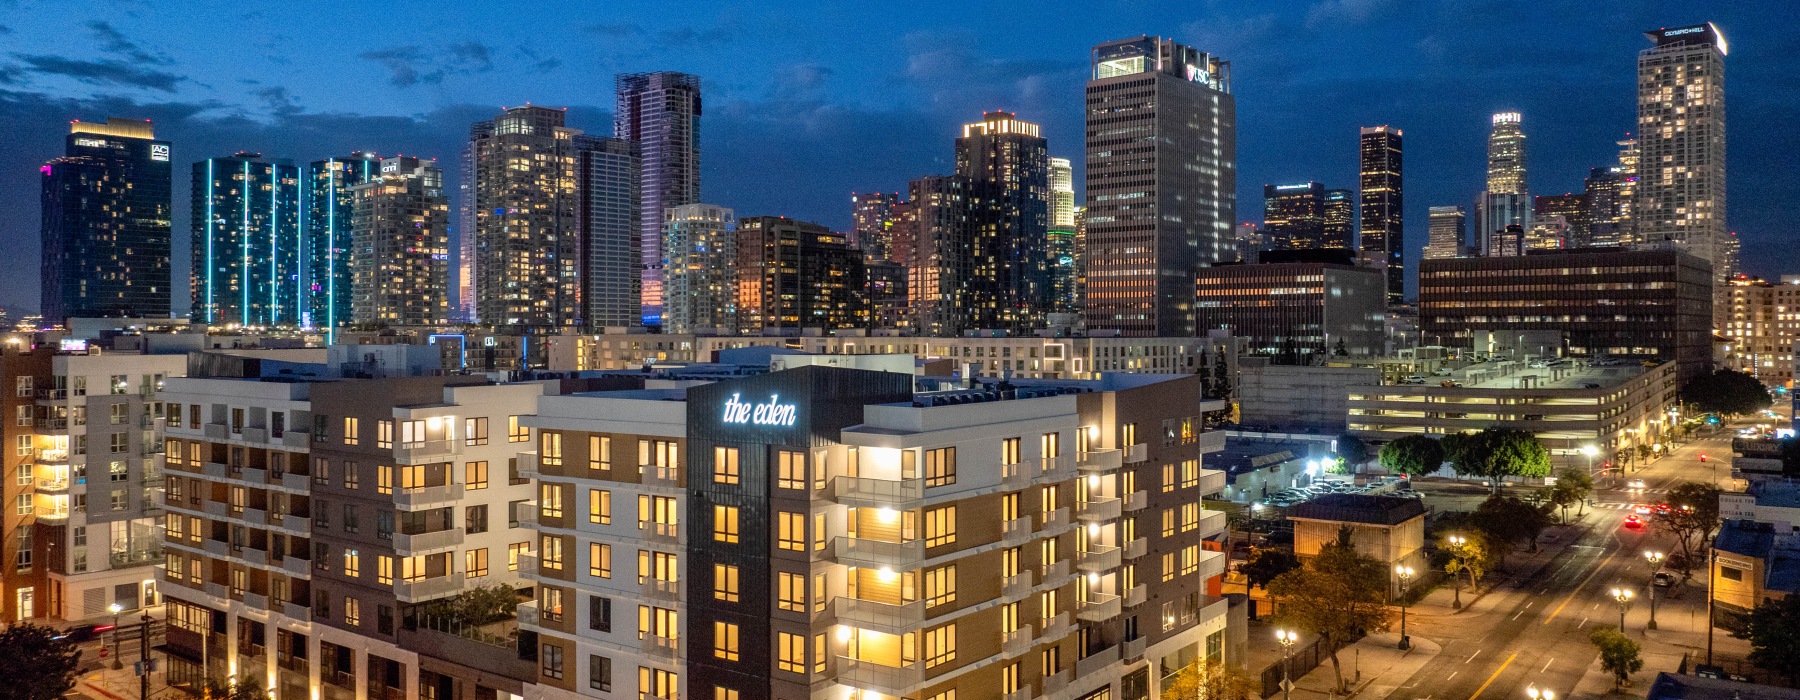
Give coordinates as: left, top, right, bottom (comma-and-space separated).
722, 392, 797, 427
1664, 27, 1704, 37
74, 138, 109, 148
150, 144, 170, 161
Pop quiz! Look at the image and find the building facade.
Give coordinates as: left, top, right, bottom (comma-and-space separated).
1535, 194, 1589, 249
1195, 260, 1387, 361
663, 204, 739, 335
41, 118, 173, 324
958, 112, 1051, 335
349, 156, 451, 328
1084, 36, 1236, 337
851, 192, 905, 262
576, 135, 643, 330
306, 153, 381, 337
1262, 183, 1324, 251
904, 176, 973, 337
616, 72, 703, 329
1722, 277, 1800, 386
1485, 112, 1527, 196
1320, 189, 1355, 251
1357, 127, 1403, 303
468, 107, 583, 329
734, 218, 867, 336
1422, 206, 1466, 260
1635, 24, 1729, 291
191, 153, 303, 327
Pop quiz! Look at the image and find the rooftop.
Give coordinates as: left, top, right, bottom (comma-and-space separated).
1647, 673, 1800, 700
1291, 494, 1425, 526
1748, 479, 1800, 509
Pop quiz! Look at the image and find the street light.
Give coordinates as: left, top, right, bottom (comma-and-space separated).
106, 603, 123, 670
1394, 565, 1415, 650
1527, 683, 1556, 700
1276, 628, 1299, 700
1609, 587, 1635, 631
1644, 551, 1666, 631
1447, 534, 1468, 609
1581, 444, 1598, 475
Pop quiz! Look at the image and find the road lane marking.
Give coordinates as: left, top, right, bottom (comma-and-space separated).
1467, 652, 1518, 700
1542, 658, 1554, 673
1467, 649, 1482, 663
1545, 548, 1619, 624
1448, 672, 1458, 681
1580, 617, 1589, 628
1512, 609, 1526, 621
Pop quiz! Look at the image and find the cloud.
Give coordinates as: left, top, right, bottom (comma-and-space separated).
515, 46, 561, 74
13, 55, 183, 91
84, 20, 171, 65
0, 25, 11, 34
447, 42, 493, 72
254, 86, 301, 116
582, 20, 743, 48
360, 43, 496, 87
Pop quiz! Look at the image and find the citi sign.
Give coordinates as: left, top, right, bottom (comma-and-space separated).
722, 393, 798, 427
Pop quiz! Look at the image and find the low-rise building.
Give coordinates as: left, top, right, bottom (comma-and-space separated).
1289, 494, 1426, 592
1711, 520, 1800, 622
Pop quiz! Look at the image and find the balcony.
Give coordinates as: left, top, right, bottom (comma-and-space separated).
1005, 690, 1031, 700
1123, 537, 1148, 560
1197, 468, 1227, 495
1198, 508, 1227, 538
1042, 506, 1070, 527
204, 423, 228, 439
1076, 497, 1121, 522
1076, 644, 1122, 677
280, 601, 311, 622
394, 439, 460, 465
1041, 453, 1076, 480
279, 555, 309, 577
279, 472, 310, 491
838, 657, 923, 696
1196, 430, 1227, 453
834, 537, 925, 568
1124, 584, 1147, 608
1003, 627, 1032, 656
1043, 668, 1073, 697
835, 596, 925, 634
640, 464, 680, 488
1076, 593, 1122, 622
33, 447, 69, 463
394, 529, 464, 555
1040, 611, 1072, 640
518, 552, 540, 578
641, 521, 680, 544
243, 427, 268, 444
833, 476, 923, 508
516, 601, 540, 629
204, 538, 231, 558
34, 473, 70, 492
1002, 516, 1033, 544
1077, 545, 1121, 573
239, 591, 269, 610
1077, 448, 1122, 472
1123, 443, 1148, 463
281, 431, 310, 449
1124, 637, 1147, 661
36, 388, 67, 400
640, 634, 679, 659
1123, 490, 1148, 512
1042, 559, 1073, 586
241, 466, 267, 484
394, 483, 461, 510
516, 452, 541, 479
1002, 463, 1032, 488
395, 574, 462, 603
641, 577, 681, 601
1002, 571, 1035, 600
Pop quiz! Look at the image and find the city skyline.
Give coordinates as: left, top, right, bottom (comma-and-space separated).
1, 3, 1796, 315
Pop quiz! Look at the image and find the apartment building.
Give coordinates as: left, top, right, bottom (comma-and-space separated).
695, 335, 1239, 382
158, 353, 546, 700
518, 365, 1229, 700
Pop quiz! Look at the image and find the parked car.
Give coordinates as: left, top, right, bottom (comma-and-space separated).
1653, 572, 1678, 588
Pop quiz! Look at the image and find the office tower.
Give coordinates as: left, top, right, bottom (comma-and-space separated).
1478, 193, 1533, 256
904, 175, 973, 336
1424, 206, 1467, 260
1321, 188, 1355, 250
1584, 168, 1625, 247
865, 257, 910, 329
191, 152, 302, 326
957, 111, 1051, 334
1048, 157, 1080, 313
1085, 36, 1236, 336
1358, 126, 1403, 303
1486, 112, 1528, 195
1420, 248, 1712, 380
1534, 194, 1590, 248
662, 204, 738, 334
850, 191, 904, 260
1233, 222, 1263, 263
1614, 137, 1640, 241
306, 152, 380, 336
734, 217, 867, 335
1637, 24, 1730, 309
575, 135, 643, 329
458, 129, 480, 322
1196, 252, 1387, 361
40, 118, 172, 324
348, 156, 450, 326
521, 365, 1231, 700
1073, 205, 1087, 310
1262, 182, 1325, 250
615, 72, 702, 328
1526, 215, 1569, 251
467, 106, 582, 329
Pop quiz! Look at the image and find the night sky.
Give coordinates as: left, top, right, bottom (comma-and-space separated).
2, 0, 1796, 315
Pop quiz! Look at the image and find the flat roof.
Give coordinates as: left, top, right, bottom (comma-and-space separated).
1292, 494, 1425, 525
1458, 364, 1648, 390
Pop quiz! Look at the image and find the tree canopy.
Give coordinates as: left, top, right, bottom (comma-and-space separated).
0, 623, 82, 700
1545, 467, 1594, 523
1680, 369, 1772, 417
1267, 528, 1392, 694
1160, 661, 1254, 700
1379, 435, 1445, 477
1589, 626, 1644, 690
1335, 434, 1370, 466
1474, 495, 1552, 552
1737, 595, 1800, 685
1443, 428, 1552, 494
1241, 548, 1301, 589
1651, 482, 1722, 579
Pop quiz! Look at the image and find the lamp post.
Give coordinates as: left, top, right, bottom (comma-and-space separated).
1644, 551, 1665, 631
1394, 565, 1415, 650
1581, 445, 1598, 476
1447, 535, 1467, 609
1609, 587, 1635, 631
107, 603, 123, 670
1276, 628, 1298, 700
1527, 683, 1556, 700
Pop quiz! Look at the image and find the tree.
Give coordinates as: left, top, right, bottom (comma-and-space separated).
1680, 368, 1773, 417
1442, 530, 1495, 592
1553, 467, 1593, 517
1379, 436, 1445, 477
1473, 495, 1551, 553
1333, 338, 1349, 357
1267, 528, 1392, 695
1588, 626, 1644, 690
1652, 482, 1722, 580
1241, 548, 1301, 589
1161, 660, 1254, 700
1335, 434, 1370, 467
1443, 428, 1552, 494
424, 584, 522, 626
1737, 595, 1800, 685
207, 677, 273, 700
0, 623, 82, 700
1207, 350, 1233, 401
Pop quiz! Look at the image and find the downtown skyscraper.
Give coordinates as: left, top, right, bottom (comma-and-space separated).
1262, 182, 1325, 250
661, 203, 737, 334
615, 72, 701, 328
1321, 188, 1355, 250
1477, 112, 1532, 257
1424, 205, 1467, 260
40, 118, 171, 323
1637, 23, 1730, 294
305, 151, 379, 335
1048, 156, 1079, 312
1084, 36, 1236, 336
574, 134, 642, 329
348, 155, 450, 326
466, 106, 581, 328
956, 110, 1050, 334
1358, 126, 1403, 303
191, 152, 302, 326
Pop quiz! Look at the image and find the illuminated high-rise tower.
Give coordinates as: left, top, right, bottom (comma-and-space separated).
305, 151, 379, 336
615, 72, 702, 329
1358, 126, 1403, 303
1048, 157, 1079, 313
348, 156, 450, 326
1637, 23, 1729, 303
1321, 188, 1356, 250
1084, 36, 1236, 336
957, 110, 1050, 333
467, 106, 582, 328
40, 117, 171, 323
190, 152, 302, 326
1486, 112, 1527, 195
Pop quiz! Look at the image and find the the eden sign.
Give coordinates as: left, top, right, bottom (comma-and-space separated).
722, 393, 797, 427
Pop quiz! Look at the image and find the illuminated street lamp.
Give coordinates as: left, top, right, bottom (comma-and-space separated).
1609, 587, 1635, 631
1394, 565, 1415, 650
1276, 628, 1299, 700
1447, 534, 1469, 609
107, 603, 123, 670
1644, 551, 1666, 630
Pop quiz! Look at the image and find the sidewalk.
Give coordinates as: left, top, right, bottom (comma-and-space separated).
1262, 633, 1443, 700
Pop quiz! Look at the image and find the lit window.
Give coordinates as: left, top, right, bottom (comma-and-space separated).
776, 632, 806, 674
777, 512, 805, 551
589, 489, 611, 524
777, 572, 805, 612
713, 446, 739, 484
924, 624, 957, 668
588, 543, 611, 579
925, 447, 956, 487
925, 506, 956, 547
714, 564, 740, 602
713, 621, 740, 661
589, 435, 611, 471
713, 505, 740, 544
925, 565, 956, 607
776, 450, 804, 490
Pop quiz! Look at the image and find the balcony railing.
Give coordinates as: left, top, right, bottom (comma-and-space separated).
640, 464, 680, 488
1002, 627, 1032, 656
1076, 643, 1122, 677
395, 574, 462, 603
1076, 497, 1122, 522
1123, 443, 1148, 463
834, 597, 925, 635
1124, 584, 1147, 608
111, 548, 162, 569
33, 448, 69, 463
394, 439, 460, 464
837, 656, 923, 696
394, 529, 464, 554
1124, 637, 1147, 661
1077, 448, 1123, 472
35, 501, 69, 521
516, 452, 541, 479
641, 577, 680, 600
833, 476, 923, 506
1042, 506, 1070, 527
1002, 516, 1033, 544
1123, 490, 1149, 512
1076, 593, 1122, 622
1076, 545, 1121, 573
1040, 611, 1072, 640
1003, 571, 1035, 599
641, 521, 680, 544
395, 483, 461, 510
833, 537, 926, 568
1123, 537, 1148, 560
34, 473, 70, 492
640, 634, 679, 658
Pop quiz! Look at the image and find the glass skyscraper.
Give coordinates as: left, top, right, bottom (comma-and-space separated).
349, 156, 450, 327
1358, 126, 1403, 304
40, 118, 172, 323
305, 151, 379, 336
957, 110, 1051, 334
190, 152, 302, 326
1637, 23, 1729, 316
615, 72, 702, 329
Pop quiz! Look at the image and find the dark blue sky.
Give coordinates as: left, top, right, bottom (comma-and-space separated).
2, 0, 1796, 314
